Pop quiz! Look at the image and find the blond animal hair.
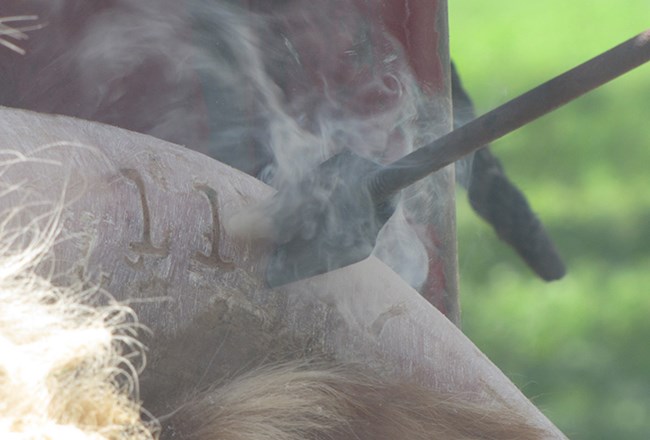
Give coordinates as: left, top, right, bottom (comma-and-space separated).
0, 200, 155, 439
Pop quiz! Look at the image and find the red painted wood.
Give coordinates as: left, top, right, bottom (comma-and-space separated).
379, 0, 446, 94
374, 0, 456, 321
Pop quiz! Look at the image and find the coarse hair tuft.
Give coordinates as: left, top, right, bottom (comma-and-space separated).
161, 361, 548, 440
0, 194, 155, 439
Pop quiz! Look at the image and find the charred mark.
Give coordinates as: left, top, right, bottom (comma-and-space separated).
193, 184, 235, 270
370, 303, 407, 338
121, 168, 170, 259
125, 254, 145, 270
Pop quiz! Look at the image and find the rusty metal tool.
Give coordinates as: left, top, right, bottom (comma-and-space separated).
265, 30, 650, 287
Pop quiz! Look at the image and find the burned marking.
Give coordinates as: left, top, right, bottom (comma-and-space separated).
193, 184, 235, 270
121, 168, 170, 259
233, 185, 252, 204
370, 303, 407, 337
125, 254, 145, 270
134, 274, 171, 301
72, 261, 113, 293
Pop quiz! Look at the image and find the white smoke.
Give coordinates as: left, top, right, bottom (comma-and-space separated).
0, 15, 42, 55
3, 0, 452, 290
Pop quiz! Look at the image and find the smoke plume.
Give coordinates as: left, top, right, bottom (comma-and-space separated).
1, 0, 453, 289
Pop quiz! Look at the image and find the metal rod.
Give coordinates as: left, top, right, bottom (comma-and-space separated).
368, 29, 650, 200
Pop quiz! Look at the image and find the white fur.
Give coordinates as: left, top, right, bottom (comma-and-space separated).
0, 197, 154, 439
0, 15, 43, 55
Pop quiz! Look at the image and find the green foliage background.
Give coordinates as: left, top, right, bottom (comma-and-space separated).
449, 2, 650, 439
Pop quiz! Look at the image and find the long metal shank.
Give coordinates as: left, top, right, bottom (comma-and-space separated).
368, 30, 650, 201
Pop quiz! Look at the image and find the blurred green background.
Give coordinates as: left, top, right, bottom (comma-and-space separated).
449, 2, 650, 439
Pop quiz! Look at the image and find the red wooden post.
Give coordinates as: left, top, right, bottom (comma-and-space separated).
376, 1, 459, 323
